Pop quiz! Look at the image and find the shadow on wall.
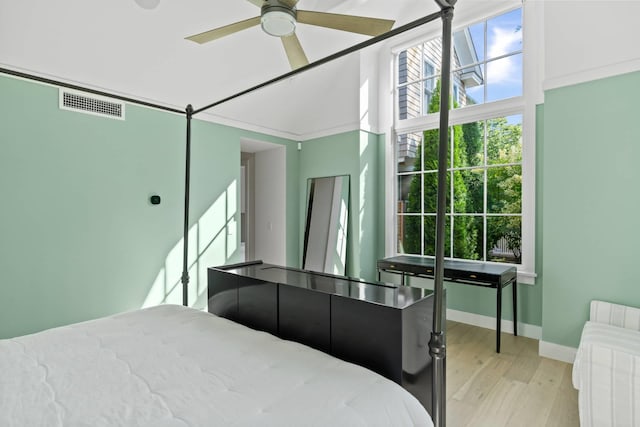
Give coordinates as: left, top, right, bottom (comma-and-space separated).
142, 180, 239, 311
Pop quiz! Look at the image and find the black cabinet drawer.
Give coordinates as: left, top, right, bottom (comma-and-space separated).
208, 269, 239, 321
278, 285, 331, 353
331, 296, 403, 384
237, 277, 278, 335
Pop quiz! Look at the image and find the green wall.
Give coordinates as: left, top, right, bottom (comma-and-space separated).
541, 71, 640, 347
0, 74, 298, 339
7, 68, 637, 349
299, 130, 382, 280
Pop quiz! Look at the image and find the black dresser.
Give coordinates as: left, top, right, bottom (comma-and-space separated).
207, 261, 441, 413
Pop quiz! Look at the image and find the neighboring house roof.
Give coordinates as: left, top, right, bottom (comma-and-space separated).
453, 28, 483, 87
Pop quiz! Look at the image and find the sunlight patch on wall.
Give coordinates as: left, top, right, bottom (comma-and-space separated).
226, 180, 238, 257
360, 79, 370, 126
359, 132, 370, 245
142, 180, 239, 310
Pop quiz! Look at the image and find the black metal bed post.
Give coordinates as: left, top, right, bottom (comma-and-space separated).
431, 1, 455, 426
181, 104, 194, 306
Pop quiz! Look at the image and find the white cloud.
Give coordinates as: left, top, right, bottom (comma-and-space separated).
487, 26, 521, 83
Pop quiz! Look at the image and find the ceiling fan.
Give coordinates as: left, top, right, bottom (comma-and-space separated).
185, 0, 395, 70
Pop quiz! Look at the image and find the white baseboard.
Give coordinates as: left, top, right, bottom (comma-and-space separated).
538, 340, 577, 364
446, 308, 542, 340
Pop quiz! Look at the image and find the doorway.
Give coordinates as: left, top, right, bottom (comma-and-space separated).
240, 138, 286, 265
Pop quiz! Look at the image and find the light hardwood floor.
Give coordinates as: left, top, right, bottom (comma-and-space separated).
446, 321, 579, 427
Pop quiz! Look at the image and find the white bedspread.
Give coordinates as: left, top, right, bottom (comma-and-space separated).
0, 304, 432, 427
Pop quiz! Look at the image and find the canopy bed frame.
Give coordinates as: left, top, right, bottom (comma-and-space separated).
0, 1, 456, 425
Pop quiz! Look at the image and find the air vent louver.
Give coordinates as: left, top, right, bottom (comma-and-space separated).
59, 89, 125, 120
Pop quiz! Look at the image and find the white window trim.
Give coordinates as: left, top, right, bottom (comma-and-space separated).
382, 1, 541, 285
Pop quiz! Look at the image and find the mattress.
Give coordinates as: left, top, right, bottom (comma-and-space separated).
0, 304, 432, 427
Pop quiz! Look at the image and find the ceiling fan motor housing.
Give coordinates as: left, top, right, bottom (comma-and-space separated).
261, 2, 297, 37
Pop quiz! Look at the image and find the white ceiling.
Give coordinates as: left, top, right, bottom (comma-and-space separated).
0, 0, 445, 139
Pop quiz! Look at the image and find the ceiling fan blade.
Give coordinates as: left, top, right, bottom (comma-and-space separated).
185, 16, 261, 44
297, 10, 394, 37
246, 0, 265, 7
281, 34, 309, 70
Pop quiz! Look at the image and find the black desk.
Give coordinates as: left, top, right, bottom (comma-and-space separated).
377, 255, 517, 353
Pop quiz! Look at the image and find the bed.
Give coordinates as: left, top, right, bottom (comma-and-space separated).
0, 304, 432, 427
0, 1, 455, 425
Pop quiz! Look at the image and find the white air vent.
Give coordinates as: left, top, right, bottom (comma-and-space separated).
59, 89, 125, 120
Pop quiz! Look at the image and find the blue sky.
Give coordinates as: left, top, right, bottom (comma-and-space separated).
463, 8, 522, 104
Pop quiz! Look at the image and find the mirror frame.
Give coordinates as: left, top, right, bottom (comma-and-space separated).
302, 174, 350, 276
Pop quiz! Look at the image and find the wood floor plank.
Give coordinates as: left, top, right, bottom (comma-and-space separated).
452, 353, 514, 403
468, 376, 527, 427
446, 396, 477, 427
505, 357, 567, 426
445, 322, 578, 427
503, 340, 541, 384
447, 327, 495, 400
544, 363, 580, 427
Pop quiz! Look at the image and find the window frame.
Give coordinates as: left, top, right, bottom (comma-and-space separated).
386, 3, 538, 284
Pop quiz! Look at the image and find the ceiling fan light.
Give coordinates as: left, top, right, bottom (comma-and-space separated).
134, 0, 160, 9
261, 10, 296, 37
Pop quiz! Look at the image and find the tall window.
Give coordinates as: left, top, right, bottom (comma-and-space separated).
395, 7, 524, 266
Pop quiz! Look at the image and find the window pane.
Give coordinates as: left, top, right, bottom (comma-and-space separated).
423, 215, 450, 257
487, 215, 521, 264
470, 22, 485, 62
423, 171, 452, 214
397, 132, 422, 172
454, 23, 484, 67
453, 169, 484, 214
398, 47, 422, 85
487, 8, 522, 61
423, 77, 438, 115
398, 82, 422, 120
398, 174, 421, 213
453, 66, 484, 108
487, 165, 522, 214
422, 129, 440, 171
487, 115, 522, 165
423, 171, 438, 214
423, 60, 436, 79
398, 215, 421, 255
486, 53, 522, 102
453, 215, 483, 260
460, 120, 484, 167
422, 127, 456, 170
452, 122, 479, 169
398, 7, 523, 121
423, 38, 442, 73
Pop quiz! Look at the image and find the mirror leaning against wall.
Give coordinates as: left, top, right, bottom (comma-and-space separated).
302, 175, 350, 276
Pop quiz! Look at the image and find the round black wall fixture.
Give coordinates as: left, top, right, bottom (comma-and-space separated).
150, 195, 161, 205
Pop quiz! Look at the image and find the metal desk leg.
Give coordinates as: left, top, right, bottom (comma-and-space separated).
513, 280, 518, 337
496, 284, 502, 353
